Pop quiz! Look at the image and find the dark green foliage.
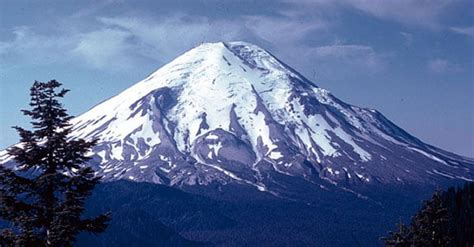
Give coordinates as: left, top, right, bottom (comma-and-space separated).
383, 182, 474, 247
81, 181, 404, 246
442, 182, 474, 246
0, 80, 109, 246
382, 219, 411, 247
411, 191, 452, 246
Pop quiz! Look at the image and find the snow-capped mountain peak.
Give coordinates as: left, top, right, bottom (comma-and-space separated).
2, 41, 473, 194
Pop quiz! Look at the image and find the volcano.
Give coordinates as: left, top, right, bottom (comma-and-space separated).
2, 41, 472, 194
1, 41, 472, 246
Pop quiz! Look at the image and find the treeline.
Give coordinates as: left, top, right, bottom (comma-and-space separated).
383, 182, 474, 246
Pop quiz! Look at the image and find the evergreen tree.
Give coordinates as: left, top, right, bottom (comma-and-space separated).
0, 80, 109, 246
382, 218, 412, 247
443, 182, 474, 246
382, 183, 474, 246
411, 191, 452, 246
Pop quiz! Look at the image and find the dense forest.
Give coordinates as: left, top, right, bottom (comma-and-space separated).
383, 182, 474, 246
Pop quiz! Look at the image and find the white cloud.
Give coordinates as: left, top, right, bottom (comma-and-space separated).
427, 58, 461, 73
0, 25, 153, 71
311, 44, 384, 71
243, 14, 328, 45
400, 32, 413, 45
0, 26, 75, 66
450, 26, 474, 37
313, 44, 373, 57
73, 29, 135, 69
343, 0, 448, 28
428, 58, 448, 73
288, 0, 452, 28
0, 12, 379, 78
92, 13, 331, 69
97, 15, 246, 63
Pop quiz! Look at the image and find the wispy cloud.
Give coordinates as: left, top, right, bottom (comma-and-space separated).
311, 44, 385, 71
288, 0, 458, 29
243, 13, 329, 46
2, 0, 458, 78
427, 58, 462, 73
73, 28, 136, 69
400, 32, 413, 46
342, 0, 449, 28
97, 15, 246, 62
428, 59, 449, 73
0, 10, 332, 73
0, 25, 153, 71
450, 26, 474, 37
0, 26, 75, 66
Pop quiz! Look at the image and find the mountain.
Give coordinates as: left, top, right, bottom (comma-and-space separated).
1, 41, 472, 195
1, 41, 473, 246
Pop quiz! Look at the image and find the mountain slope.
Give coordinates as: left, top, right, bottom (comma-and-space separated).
1, 41, 472, 195
77, 181, 234, 247
78, 180, 427, 247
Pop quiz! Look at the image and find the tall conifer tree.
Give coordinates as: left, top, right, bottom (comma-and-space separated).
410, 191, 452, 246
0, 80, 109, 246
382, 218, 412, 247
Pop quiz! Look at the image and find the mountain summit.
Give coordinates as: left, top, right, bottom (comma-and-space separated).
2, 41, 472, 195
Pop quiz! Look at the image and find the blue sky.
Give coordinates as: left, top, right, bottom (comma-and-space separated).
0, 0, 473, 156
